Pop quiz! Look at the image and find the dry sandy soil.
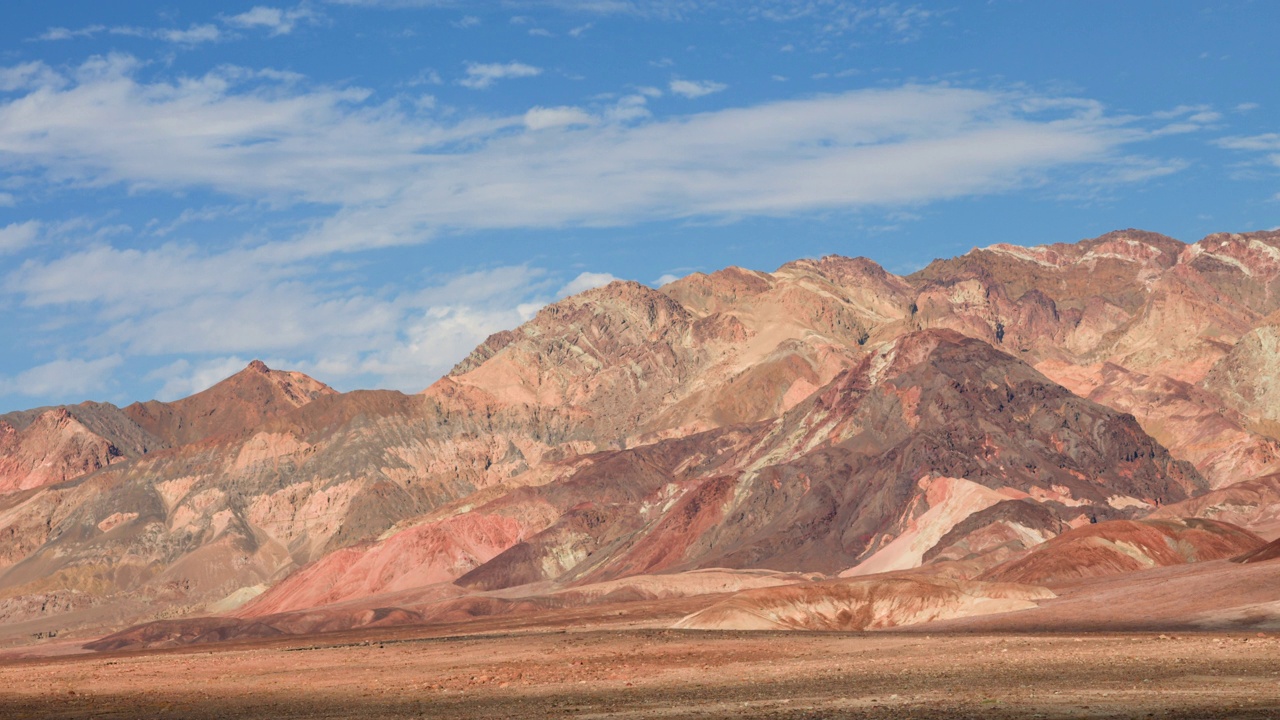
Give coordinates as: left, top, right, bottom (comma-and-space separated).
1, 604, 1278, 720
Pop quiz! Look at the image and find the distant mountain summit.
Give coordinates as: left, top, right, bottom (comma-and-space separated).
124, 360, 336, 447
0, 361, 335, 498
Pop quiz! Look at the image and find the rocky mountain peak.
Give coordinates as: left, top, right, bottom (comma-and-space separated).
124, 363, 335, 447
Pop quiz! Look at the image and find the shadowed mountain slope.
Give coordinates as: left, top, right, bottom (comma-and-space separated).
411, 330, 1201, 599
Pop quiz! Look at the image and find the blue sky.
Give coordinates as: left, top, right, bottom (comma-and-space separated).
1, 1, 1278, 411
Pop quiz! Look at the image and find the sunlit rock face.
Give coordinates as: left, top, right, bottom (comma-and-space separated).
5, 229, 1280, 644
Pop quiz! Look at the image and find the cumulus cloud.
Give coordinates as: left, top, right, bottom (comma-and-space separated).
669, 79, 726, 98
0, 356, 122, 399
0, 221, 40, 254
557, 271, 618, 297
459, 61, 542, 89
225, 5, 318, 35
524, 105, 595, 130
0, 62, 65, 91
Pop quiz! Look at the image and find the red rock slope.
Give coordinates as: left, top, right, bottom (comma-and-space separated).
980, 518, 1265, 586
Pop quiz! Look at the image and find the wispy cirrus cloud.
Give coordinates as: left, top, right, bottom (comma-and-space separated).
369, 89, 1150, 228
1215, 132, 1280, 172
36, 25, 107, 41
669, 79, 726, 99
37, 4, 319, 46
0, 57, 1182, 250
0, 55, 1193, 398
459, 61, 543, 89
1216, 133, 1280, 152
225, 5, 320, 36
38, 24, 223, 45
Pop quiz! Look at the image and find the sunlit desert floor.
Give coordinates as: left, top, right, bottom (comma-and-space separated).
1, 619, 1278, 719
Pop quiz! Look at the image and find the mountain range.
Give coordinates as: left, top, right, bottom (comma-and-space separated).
5, 228, 1280, 649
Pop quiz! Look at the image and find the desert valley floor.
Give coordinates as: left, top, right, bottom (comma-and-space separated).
2, 620, 1278, 720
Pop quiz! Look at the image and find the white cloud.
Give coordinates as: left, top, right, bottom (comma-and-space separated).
0, 52, 1198, 397
0, 59, 1190, 396
35, 22, 222, 45
158, 24, 222, 44
1217, 134, 1280, 151
6, 235, 577, 392
0, 62, 66, 92
1215, 133, 1280, 170
376, 87, 1149, 228
355, 302, 542, 389
652, 273, 680, 286
148, 356, 255, 400
0, 356, 122, 398
0, 193, 14, 207
669, 79, 726, 98
36, 25, 106, 41
0, 220, 40, 254
10, 243, 291, 311
225, 6, 318, 36
1186, 111, 1221, 124
557, 271, 618, 297
406, 68, 443, 86
524, 105, 595, 130
0, 60, 1174, 246
0, 56, 515, 212
1152, 104, 1213, 120
743, 1, 937, 44
606, 92, 653, 122
1074, 156, 1189, 189
459, 61, 542, 89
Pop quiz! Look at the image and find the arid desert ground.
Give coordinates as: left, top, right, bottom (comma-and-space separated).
2, 605, 1279, 720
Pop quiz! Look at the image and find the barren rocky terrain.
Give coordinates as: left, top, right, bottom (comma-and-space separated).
4, 229, 1280, 718
2, 623, 1278, 719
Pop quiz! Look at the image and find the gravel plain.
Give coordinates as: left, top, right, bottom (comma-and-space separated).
0, 620, 1278, 719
